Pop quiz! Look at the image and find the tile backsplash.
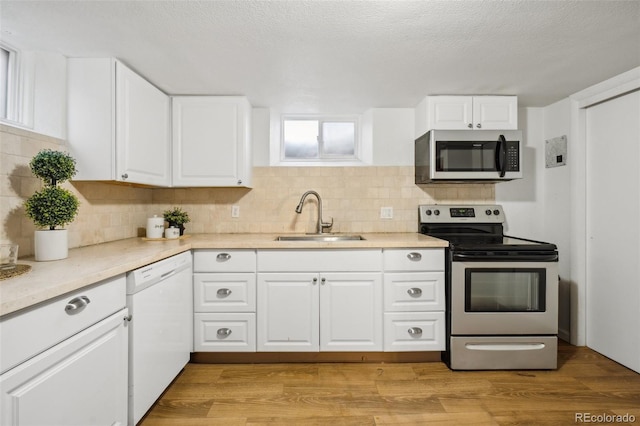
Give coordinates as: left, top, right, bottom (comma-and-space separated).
1, 125, 494, 257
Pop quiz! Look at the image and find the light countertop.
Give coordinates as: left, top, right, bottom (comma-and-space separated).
0, 233, 447, 317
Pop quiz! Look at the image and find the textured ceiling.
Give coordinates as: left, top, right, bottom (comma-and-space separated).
1, 0, 639, 113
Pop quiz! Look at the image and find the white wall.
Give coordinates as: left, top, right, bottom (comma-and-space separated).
371, 108, 415, 166
496, 100, 574, 343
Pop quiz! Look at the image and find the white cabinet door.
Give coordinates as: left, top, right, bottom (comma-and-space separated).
257, 273, 319, 352
0, 309, 128, 426
427, 96, 473, 130
115, 62, 171, 186
320, 273, 383, 351
472, 96, 518, 130
172, 96, 252, 187
67, 58, 170, 186
427, 95, 517, 130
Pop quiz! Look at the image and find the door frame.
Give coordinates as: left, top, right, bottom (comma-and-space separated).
569, 67, 640, 346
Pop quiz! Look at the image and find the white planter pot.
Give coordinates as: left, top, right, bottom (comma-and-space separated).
34, 229, 68, 261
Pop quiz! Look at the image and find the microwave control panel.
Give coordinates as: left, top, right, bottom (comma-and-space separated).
506, 141, 520, 171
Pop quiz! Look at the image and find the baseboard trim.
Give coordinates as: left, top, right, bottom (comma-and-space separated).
191, 351, 442, 364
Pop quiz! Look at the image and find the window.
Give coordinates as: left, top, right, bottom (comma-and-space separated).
0, 43, 18, 122
282, 116, 359, 162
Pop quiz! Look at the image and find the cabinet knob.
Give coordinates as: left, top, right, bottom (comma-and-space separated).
65, 296, 91, 314
407, 288, 422, 297
476, 123, 482, 129
237, 179, 242, 185
313, 277, 318, 285
217, 288, 232, 297
217, 328, 232, 337
321, 277, 326, 285
216, 253, 231, 262
121, 173, 128, 180
467, 123, 473, 128
408, 327, 423, 336
407, 252, 422, 262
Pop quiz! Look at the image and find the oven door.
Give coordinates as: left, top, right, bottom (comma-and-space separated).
450, 260, 558, 335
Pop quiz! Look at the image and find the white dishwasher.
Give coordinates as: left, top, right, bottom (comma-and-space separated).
126, 251, 193, 425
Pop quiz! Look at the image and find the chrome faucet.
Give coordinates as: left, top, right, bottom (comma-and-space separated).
295, 190, 333, 234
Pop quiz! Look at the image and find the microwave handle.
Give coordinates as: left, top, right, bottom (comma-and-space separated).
496, 134, 507, 177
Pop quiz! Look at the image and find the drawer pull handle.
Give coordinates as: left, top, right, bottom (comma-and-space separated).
217, 328, 232, 337
408, 327, 423, 336
216, 253, 231, 262
407, 288, 422, 297
65, 296, 90, 314
217, 288, 232, 297
407, 252, 422, 261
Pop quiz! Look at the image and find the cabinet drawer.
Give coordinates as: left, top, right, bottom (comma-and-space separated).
258, 249, 381, 272
384, 272, 444, 312
383, 312, 445, 352
383, 249, 443, 272
194, 273, 256, 312
194, 313, 256, 352
0, 275, 126, 374
193, 250, 256, 272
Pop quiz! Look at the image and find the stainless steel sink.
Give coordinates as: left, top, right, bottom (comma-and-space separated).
275, 234, 365, 242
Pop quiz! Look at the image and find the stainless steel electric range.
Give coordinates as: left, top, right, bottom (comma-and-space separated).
419, 204, 559, 370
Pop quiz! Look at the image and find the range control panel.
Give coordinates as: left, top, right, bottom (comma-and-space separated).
419, 205, 505, 224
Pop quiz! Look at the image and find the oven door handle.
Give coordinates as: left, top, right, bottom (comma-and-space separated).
452, 253, 559, 262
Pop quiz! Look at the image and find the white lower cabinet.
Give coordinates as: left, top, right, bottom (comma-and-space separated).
257, 272, 383, 352
256, 250, 383, 352
0, 276, 128, 426
193, 250, 257, 352
383, 249, 446, 351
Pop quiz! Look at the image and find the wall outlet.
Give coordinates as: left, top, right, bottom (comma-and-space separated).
231, 205, 240, 218
380, 207, 393, 219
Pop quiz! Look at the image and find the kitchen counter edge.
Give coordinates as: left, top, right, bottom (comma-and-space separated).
0, 233, 447, 317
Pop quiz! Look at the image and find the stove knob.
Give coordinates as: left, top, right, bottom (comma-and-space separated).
434, 209, 440, 216
425, 209, 432, 216
493, 209, 500, 216
485, 209, 492, 216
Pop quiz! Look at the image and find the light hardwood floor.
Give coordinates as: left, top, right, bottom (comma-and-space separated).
140, 342, 640, 425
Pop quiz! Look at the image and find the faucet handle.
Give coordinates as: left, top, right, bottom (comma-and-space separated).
321, 217, 334, 232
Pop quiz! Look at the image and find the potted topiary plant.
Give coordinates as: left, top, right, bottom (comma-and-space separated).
163, 206, 190, 236
24, 149, 79, 261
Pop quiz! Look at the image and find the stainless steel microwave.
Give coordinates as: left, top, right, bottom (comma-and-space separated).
415, 130, 523, 183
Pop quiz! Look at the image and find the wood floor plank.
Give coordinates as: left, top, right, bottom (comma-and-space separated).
141, 343, 640, 426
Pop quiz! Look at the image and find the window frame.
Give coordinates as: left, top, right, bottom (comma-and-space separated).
0, 42, 20, 123
280, 114, 362, 165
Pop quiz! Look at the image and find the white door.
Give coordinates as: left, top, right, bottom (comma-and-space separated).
472, 96, 518, 130
257, 273, 319, 351
116, 62, 170, 186
586, 89, 640, 373
319, 273, 383, 351
172, 96, 249, 187
0, 310, 128, 426
428, 96, 473, 130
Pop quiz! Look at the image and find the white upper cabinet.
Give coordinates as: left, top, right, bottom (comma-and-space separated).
172, 96, 252, 188
427, 95, 518, 130
68, 58, 171, 186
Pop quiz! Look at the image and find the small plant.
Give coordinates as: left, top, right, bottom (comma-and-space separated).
163, 207, 191, 226
24, 150, 79, 230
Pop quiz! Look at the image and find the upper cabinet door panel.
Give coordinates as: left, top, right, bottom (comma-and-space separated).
68, 58, 171, 186
472, 96, 518, 130
172, 96, 252, 187
115, 62, 171, 186
427, 96, 473, 130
